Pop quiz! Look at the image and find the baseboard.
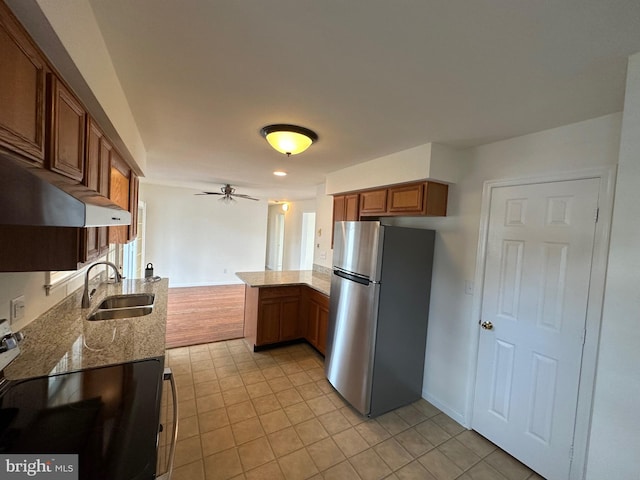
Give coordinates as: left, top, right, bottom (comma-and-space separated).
422, 389, 469, 428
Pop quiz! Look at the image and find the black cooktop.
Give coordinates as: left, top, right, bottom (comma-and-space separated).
0, 358, 164, 480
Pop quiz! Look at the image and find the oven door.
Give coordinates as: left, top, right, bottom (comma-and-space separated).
0, 358, 166, 480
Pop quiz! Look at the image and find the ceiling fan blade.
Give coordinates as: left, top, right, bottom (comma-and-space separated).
196, 191, 224, 195
232, 194, 259, 201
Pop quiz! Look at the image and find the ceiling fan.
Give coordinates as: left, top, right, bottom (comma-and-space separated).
197, 184, 259, 203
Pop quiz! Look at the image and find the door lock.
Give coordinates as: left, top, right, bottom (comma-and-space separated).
480, 321, 494, 330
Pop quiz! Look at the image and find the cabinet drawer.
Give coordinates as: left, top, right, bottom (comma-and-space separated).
259, 286, 301, 299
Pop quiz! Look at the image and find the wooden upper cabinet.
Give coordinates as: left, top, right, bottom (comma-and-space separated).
109, 150, 131, 244
387, 183, 424, 214
81, 117, 111, 263
332, 193, 359, 246
345, 181, 448, 218
84, 117, 103, 192
359, 189, 387, 216
333, 193, 360, 222
423, 181, 448, 216
344, 194, 359, 220
0, 2, 47, 163
47, 74, 86, 181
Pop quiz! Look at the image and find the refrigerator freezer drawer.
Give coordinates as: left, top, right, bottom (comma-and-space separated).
325, 272, 380, 415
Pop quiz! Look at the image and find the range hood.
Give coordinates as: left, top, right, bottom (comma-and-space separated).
0, 154, 131, 227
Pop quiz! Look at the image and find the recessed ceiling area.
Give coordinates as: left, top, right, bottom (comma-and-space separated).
85, 0, 640, 200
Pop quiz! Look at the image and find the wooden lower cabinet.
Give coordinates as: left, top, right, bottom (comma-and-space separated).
244, 284, 329, 353
303, 287, 330, 354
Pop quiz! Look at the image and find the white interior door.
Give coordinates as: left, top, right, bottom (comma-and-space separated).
472, 178, 599, 480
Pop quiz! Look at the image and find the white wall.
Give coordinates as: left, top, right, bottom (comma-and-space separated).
586, 54, 640, 480
313, 184, 334, 269
140, 183, 268, 287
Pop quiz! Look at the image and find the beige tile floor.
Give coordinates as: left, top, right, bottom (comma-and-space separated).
165, 339, 545, 480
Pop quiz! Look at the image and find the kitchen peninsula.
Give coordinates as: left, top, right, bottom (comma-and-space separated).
236, 270, 331, 354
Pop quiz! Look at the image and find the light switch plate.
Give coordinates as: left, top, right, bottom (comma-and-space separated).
10, 295, 25, 324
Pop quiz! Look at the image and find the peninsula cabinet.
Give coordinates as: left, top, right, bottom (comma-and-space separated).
244, 286, 301, 347
302, 287, 330, 355
0, 1, 47, 163
243, 285, 330, 353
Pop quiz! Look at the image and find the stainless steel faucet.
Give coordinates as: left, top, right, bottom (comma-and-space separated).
81, 261, 122, 308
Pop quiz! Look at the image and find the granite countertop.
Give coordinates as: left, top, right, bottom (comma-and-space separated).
4, 277, 169, 381
236, 270, 331, 296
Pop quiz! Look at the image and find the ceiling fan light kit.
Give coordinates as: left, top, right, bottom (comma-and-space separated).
260, 124, 318, 156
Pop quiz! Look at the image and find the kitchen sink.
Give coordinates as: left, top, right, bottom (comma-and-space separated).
87, 293, 156, 321
97, 294, 155, 309
87, 306, 153, 321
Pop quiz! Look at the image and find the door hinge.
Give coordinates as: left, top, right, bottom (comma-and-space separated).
594, 207, 599, 223
581, 328, 587, 346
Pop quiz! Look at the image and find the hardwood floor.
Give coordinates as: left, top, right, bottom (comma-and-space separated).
165, 284, 245, 349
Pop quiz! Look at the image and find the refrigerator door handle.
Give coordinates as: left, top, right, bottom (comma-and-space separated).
333, 268, 371, 285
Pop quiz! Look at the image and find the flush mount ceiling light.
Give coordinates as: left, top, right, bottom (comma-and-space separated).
260, 124, 318, 156
273, 171, 287, 177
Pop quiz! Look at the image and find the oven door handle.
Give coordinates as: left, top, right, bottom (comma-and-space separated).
157, 367, 179, 480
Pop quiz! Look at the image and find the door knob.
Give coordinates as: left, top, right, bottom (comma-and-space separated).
481, 321, 493, 330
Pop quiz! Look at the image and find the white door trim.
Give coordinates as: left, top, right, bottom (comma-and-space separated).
465, 166, 616, 480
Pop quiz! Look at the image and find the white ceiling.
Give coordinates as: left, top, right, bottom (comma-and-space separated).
87, 0, 640, 200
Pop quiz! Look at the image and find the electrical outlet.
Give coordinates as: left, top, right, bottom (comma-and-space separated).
10, 295, 25, 324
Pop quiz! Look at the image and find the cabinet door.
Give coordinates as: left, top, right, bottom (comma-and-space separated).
81, 119, 102, 262
109, 150, 131, 244
306, 300, 320, 347
257, 299, 282, 345
333, 195, 346, 223
47, 75, 86, 181
424, 181, 449, 216
317, 304, 329, 355
344, 194, 360, 220
280, 297, 300, 341
359, 189, 387, 215
0, 3, 47, 163
387, 183, 425, 214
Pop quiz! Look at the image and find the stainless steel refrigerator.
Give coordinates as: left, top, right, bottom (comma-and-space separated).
325, 221, 435, 417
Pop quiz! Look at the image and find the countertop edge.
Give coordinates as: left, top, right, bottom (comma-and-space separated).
236, 270, 331, 296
